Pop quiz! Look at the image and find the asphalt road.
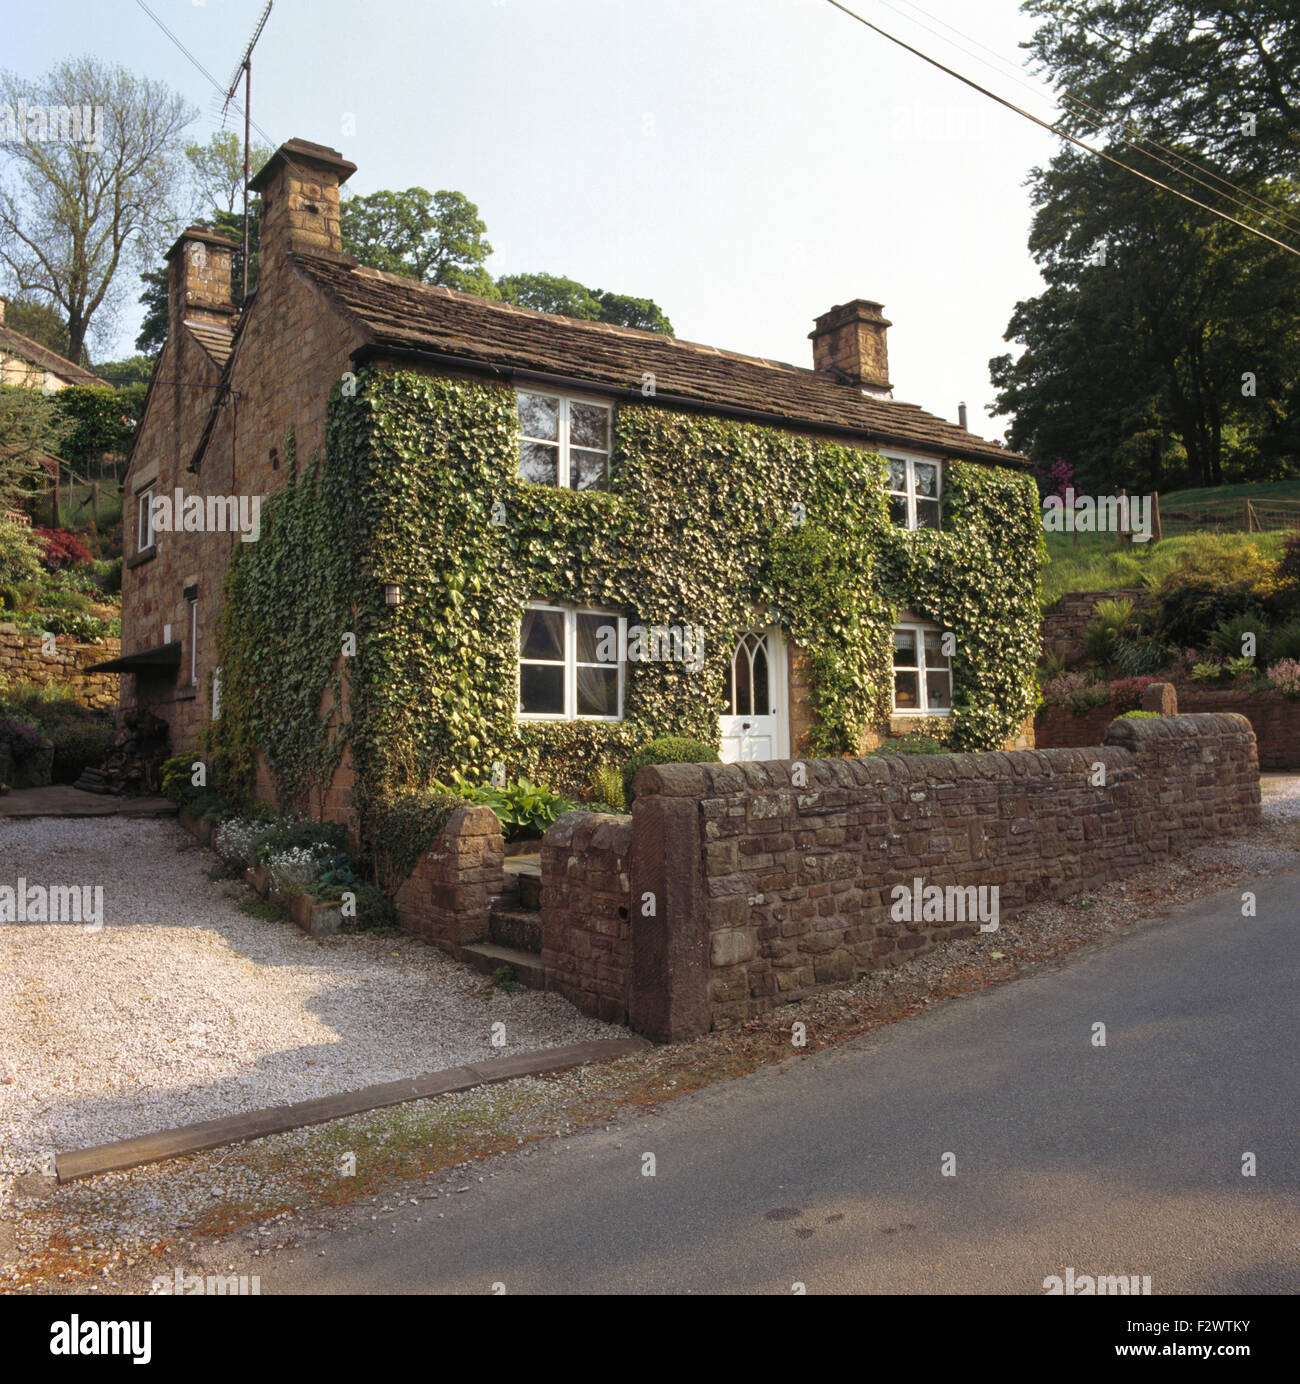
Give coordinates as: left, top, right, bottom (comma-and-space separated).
242, 871, 1299, 1294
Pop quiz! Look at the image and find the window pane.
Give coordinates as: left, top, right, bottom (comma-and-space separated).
520, 663, 565, 714
519, 440, 559, 485
570, 403, 609, 450
892, 629, 918, 667
894, 670, 919, 709
732, 643, 751, 716
520, 607, 564, 661
518, 391, 559, 440
916, 497, 941, 530
752, 640, 769, 714
914, 462, 938, 498
577, 613, 619, 664
926, 670, 952, 710
923, 630, 949, 669
888, 493, 909, 528
570, 448, 607, 491
886, 458, 907, 492
576, 665, 619, 716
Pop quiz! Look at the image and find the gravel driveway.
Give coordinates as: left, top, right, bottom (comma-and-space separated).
0, 816, 624, 1194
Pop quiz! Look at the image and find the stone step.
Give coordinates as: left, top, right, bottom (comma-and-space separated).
504, 855, 542, 910
490, 903, 542, 953
458, 942, 544, 990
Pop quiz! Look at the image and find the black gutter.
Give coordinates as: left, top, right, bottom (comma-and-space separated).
348, 342, 1025, 467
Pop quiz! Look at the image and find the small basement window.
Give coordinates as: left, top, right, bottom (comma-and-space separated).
892, 623, 952, 715
518, 603, 624, 720
885, 453, 942, 530
517, 390, 612, 490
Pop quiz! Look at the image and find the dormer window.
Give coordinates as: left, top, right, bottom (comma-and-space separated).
517, 390, 611, 490
885, 453, 942, 530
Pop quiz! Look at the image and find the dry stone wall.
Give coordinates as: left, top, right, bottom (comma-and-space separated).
540, 710, 1259, 1040
0, 623, 120, 710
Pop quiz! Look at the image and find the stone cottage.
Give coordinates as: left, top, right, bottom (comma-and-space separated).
109, 137, 1041, 826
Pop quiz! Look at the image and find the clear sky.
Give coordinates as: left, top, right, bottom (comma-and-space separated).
5, 0, 1069, 442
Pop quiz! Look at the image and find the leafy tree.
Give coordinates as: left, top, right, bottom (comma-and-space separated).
496, 272, 673, 334
53, 385, 143, 466
992, 2, 1300, 489
0, 384, 69, 510
186, 130, 272, 217
340, 187, 494, 290
2, 295, 74, 360
92, 355, 155, 389
0, 57, 193, 361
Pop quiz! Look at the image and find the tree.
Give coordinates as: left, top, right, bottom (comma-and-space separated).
0, 57, 194, 362
92, 355, 155, 389
185, 130, 272, 217
1023, 0, 1299, 181
992, 3, 1300, 488
0, 384, 69, 511
340, 187, 494, 290
53, 385, 144, 467
2, 295, 74, 359
496, 272, 674, 334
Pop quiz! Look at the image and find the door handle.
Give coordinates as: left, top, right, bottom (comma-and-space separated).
741, 722, 751, 730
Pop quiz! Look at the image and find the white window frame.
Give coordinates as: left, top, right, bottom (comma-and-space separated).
137, 487, 155, 552
884, 451, 943, 531
189, 597, 199, 687
892, 621, 952, 716
517, 602, 625, 722
516, 389, 613, 490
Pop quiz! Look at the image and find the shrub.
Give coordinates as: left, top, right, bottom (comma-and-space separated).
1224, 656, 1257, 680
0, 717, 44, 764
433, 772, 573, 842
1081, 597, 1138, 666
1110, 637, 1172, 677
88, 556, 122, 595
49, 720, 112, 782
1150, 539, 1280, 647
1264, 617, 1300, 665
1190, 661, 1224, 682
160, 752, 202, 805
1207, 610, 1270, 661
622, 737, 720, 807
213, 817, 263, 869
0, 520, 45, 588
876, 735, 946, 755
1106, 676, 1163, 714
32, 526, 92, 571
587, 763, 627, 813
266, 845, 332, 900
1266, 659, 1300, 700
1117, 710, 1160, 719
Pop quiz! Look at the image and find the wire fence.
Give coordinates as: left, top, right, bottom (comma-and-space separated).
1158, 497, 1300, 539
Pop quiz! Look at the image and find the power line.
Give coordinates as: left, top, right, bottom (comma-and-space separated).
885, 0, 1300, 236
823, 0, 1300, 257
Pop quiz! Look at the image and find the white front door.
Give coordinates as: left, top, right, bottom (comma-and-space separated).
719, 627, 789, 763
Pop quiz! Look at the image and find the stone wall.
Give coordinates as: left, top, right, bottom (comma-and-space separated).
1038, 685, 1300, 770
0, 622, 120, 710
1041, 588, 1145, 665
393, 805, 505, 950
540, 812, 633, 1024
541, 711, 1259, 1040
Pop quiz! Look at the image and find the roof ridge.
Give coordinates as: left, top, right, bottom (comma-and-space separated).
0, 322, 110, 387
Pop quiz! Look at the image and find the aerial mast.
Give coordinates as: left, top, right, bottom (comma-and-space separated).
223, 1, 274, 303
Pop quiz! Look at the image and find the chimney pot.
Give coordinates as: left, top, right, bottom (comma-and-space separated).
809, 299, 892, 396
958, 401, 968, 430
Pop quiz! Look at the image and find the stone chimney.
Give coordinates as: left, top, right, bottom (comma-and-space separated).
165, 227, 238, 338
249, 138, 357, 270
809, 299, 893, 398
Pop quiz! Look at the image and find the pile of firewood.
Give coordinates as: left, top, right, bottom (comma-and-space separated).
75, 709, 170, 795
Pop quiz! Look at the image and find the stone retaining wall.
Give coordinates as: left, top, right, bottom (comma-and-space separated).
393, 805, 505, 949
1040, 588, 1144, 665
541, 711, 1259, 1041
0, 622, 120, 711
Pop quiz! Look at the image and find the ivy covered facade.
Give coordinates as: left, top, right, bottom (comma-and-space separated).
119, 138, 1042, 836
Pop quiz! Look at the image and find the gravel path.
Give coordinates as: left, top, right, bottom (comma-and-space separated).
0, 817, 624, 1193
1260, 773, 1300, 818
